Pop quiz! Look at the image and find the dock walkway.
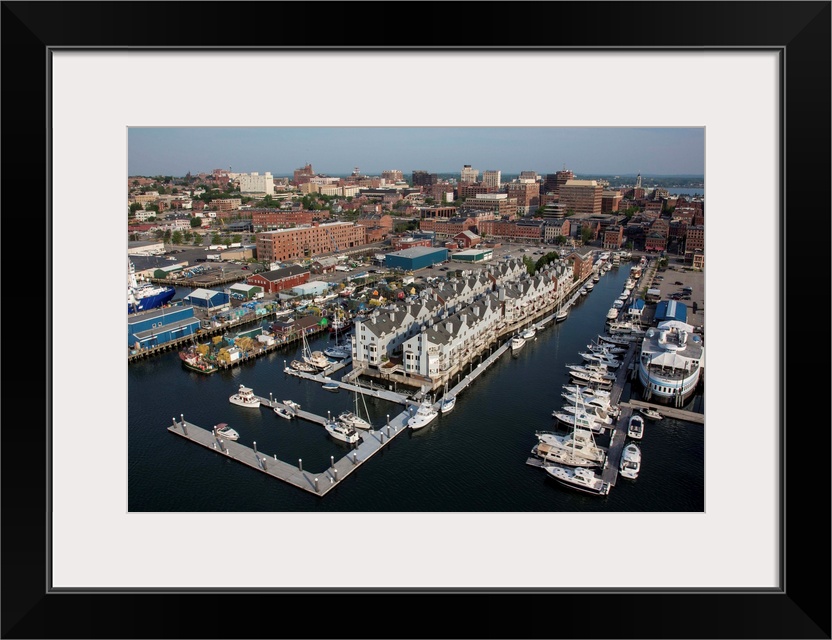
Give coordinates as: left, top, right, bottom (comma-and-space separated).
167, 407, 411, 496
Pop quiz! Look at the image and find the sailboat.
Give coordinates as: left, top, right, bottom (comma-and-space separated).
555, 295, 568, 323
440, 380, 456, 414
324, 328, 351, 360
338, 380, 372, 430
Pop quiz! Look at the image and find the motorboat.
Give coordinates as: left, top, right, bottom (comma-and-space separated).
552, 408, 607, 433
407, 397, 439, 430
520, 325, 536, 340
440, 395, 456, 414
556, 308, 568, 322
274, 406, 294, 420
561, 391, 621, 418
586, 342, 627, 356
592, 273, 601, 283
585, 281, 594, 291
628, 414, 645, 439
214, 423, 239, 441
562, 403, 615, 425
229, 384, 261, 408
640, 406, 663, 421
569, 370, 614, 388
325, 420, 360, 444
579, 287, 588, 296
543, 464, 611, 496
440, 381, 456, 414
510, 334, 526, 351
619, 442, 642, 479
531, 441, 600, 468
562, 384, 611, 400
598, 333, 635, 347
322, 381, 340, 391
579, 352, 621, 369
283, 400, 302, 414
536, 429, 606, 465
606, 307, 619, 320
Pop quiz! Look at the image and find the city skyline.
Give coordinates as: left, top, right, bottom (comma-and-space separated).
128, 127, 705, 178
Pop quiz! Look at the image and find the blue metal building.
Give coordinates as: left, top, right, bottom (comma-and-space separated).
183, 288, 230, 309
385, 247, 448, 271
655, 300, 688, 323
128, 305, 201, 350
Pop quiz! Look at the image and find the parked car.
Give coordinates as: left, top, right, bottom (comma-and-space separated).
674, 281, 683, 285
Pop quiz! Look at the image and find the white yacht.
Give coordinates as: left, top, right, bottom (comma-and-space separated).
274, 406, 294, 420
510, 334, 526, 351
325, 420, 360, 444
606, 307, 619, 320
213, 423, 240, 441
627, 414, 645, 439
520, 325, 536, 340
407, 397, 439, 430
543, 464, 611, 496
640, 406, 663, 421
619, 442, 642, 479
535, 429, 607, 466
338, 385, 372, 430
283, 400, 302, 413
229, 384, 261, 409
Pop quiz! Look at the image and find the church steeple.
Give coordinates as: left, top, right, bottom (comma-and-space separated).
635, 173, 642, 189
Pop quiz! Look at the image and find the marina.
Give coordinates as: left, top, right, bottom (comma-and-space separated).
131, 256, 705, 511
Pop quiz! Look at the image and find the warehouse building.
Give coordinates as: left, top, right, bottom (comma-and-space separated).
228, 283, 263, 300
184, 288, 231, 309
128, 305, 200, 350
384, 247, 448, 271
451, 248, 493, 263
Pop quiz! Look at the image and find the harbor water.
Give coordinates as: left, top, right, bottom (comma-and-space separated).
129, 264, 704, 512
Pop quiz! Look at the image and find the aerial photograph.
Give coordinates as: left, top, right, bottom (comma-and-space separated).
127, 126, 705, 512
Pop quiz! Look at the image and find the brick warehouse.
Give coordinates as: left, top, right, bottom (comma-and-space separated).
246, 265, 310, 294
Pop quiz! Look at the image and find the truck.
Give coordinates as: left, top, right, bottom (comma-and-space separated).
206, 254, 222, 261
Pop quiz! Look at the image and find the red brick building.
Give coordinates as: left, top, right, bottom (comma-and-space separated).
252, 210, 328, 229
356, 213, 393, 233
685, 224, 705, 252
602, 225, 624, 249
255, 222, 366, 262
505, 181, 540, 214
390, 237, 433, 251
568, 248, 594, 281
246, 265, 310, 294
645, 233, 668, 252
453, 229, 482, 248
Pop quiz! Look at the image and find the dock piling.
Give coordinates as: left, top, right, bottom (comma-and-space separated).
253, 441, 257, 454
330, 455, 334, 469
352, 452, 358, 465
298, 458, 303, 472
314, 477, 318, 493
334, 468, 338, 481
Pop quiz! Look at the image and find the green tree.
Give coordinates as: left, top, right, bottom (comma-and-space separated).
555, 235, 566, 245
183, 231, 192, 243
171, 230, 183, 245
146, 203, 159, 213
232, 234, 242, 244
580, 226, 594, 244
163, 229, 172, 241
211, 233, 221, 244
190, 216, 203, 228
129, 202, 144, 214
129, 233, 140, 241
193, 235, 202, 246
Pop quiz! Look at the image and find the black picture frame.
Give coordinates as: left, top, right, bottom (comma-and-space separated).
3, 2, 829, 638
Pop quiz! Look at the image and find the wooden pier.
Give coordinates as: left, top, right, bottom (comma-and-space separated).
624, 400, 704, 424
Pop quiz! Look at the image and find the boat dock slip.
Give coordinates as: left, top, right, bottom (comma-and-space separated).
167, 411, 411, 496
623, 400, 704, 424
280, 370, 412, 406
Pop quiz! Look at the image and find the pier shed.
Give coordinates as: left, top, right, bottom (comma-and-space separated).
184, 288, 230, 309
128, 305, 200, 349
228, 283, 263, 300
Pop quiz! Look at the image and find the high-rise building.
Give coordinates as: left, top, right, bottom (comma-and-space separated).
559, 179, 603, 216
293, 163, 314, 186
460, 164, 479, 184
239, 171, 275, 196
382, 169, 403, 183
482, 170, 502, 189
412, 170, 438, 187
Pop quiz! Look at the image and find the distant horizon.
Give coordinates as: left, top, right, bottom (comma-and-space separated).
129, 170, 705, 181
128, 127, 705, 177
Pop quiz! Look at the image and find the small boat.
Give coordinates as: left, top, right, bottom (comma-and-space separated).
274, 406, 294, 420
640, 406, 663, 421
325, 420, 360, 444
229, 384, 261, 409
555, 308, 568, 323
585, 282, 594, 291
283, 400, 301, 413
407, 396, 439, 430
323, 344, 351, 360
322, 381, 340, 392
619, 442, 642, 479
520, 325, 536, 340
179, 348, 218, 374
543, 464, 611, 496
606, 307, 619, 320
440, 381, 456, 414
214, 423, 239, 441
592, 273, 601, 283
628, 414, 645, 439
510, 335, 526, 351
579, 287, 587, 296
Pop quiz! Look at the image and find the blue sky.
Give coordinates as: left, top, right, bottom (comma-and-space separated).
128, 127, 704, 178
